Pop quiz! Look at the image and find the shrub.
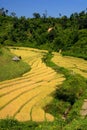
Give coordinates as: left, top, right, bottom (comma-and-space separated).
4, 39, 16, 46
55, 75, 87, 105
0, 119, 38, 130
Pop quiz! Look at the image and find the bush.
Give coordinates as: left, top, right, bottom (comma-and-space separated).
4, 39, 16, 46
64, 117, 87, 130
55, 75, 87, 105
0, 119, 38, 130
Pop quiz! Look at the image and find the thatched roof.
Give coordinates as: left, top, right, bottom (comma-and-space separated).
12, 56, 20, 61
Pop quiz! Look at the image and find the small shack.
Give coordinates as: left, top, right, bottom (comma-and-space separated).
12, 56, 21, 62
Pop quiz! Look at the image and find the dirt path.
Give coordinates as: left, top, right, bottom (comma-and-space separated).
0, 47, 64, 122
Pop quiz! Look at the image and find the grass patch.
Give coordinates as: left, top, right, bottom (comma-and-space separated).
62, 51, 87, 60
0, 47, 30, 82
0, 118, 38, 130
64, 117, 87, 130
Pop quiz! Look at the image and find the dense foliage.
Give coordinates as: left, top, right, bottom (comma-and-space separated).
0, 8, 87, 59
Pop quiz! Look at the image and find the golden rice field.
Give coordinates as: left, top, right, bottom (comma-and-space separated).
0, 47, 87, 122
0, 47, 64, 122
52, 52, 87, 78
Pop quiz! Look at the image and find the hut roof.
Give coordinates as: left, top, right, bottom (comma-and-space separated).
12, 56, 20, 61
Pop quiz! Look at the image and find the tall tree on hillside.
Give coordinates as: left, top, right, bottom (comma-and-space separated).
5, 9, 8, 15
42, 10, 47, 18
0, 8, 6, 16
11, 12, 16, 17
33, 12, 41, 18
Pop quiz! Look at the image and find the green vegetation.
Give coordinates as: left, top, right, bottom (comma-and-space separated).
0, 8, 87, 59
0, 47, 30, 82
1, 117, 87, 130
0, 118, 38, 130
42, 52, 87, 129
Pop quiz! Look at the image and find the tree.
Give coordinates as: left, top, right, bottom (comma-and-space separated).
11, 12, 16, 17
70, 13, 78, 20
5, 10, 8, 15
42, 10, 47, 19
60, 15, 68, 28
33, 12, 41, 18
0, 8, 6, 16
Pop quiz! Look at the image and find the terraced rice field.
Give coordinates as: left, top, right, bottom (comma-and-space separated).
52, 52, 87, 79
1, 48, 87, 122
52, 53, 87, 117
0, 47, 65, 122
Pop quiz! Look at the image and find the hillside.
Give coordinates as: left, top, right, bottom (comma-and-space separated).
0, 47, 87, 130
0, 8, 87, 59
0, 46, 30, 81
0, 47, 65, 122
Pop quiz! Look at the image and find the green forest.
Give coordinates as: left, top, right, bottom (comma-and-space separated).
0, 8, 87, 59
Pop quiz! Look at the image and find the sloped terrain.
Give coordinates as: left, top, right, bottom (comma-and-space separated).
0, 47, 30, 81
52, 52, 87, 117
0, 47, 64, 122
0, 47, 87, 122
52, 52, 87, 78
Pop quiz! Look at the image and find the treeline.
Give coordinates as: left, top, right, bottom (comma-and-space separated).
0, 8, 87, 59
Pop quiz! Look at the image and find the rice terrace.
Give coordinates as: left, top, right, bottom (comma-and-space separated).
0, 47, 65, 122
0, 47, 87, 124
